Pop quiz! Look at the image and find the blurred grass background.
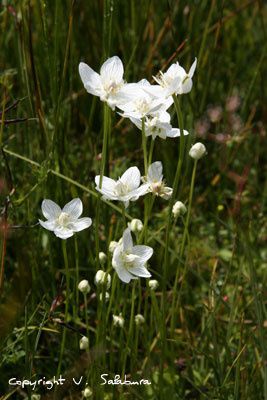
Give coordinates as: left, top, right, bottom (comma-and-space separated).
0, 0, 266, 399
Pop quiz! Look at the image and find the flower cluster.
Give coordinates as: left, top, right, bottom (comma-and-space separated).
39, 54, 206, 290
79, 56, 194, 140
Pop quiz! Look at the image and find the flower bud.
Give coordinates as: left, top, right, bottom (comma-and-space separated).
189, 142, 206, 160
128, 218, 143, 233
135, 314, 145, 325
99, 291, 110, 302
172, 201, 187, 218
78, 280, 91, 294
95, 270, 111, 289
109, 241, 118, 253
112, 313, 124, 328
99, 251, 107, 265
148, 279, 159, 290
79, 336, 89, 350
83, 387, 93, 398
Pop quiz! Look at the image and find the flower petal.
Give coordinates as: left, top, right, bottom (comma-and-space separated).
114, 265, 135, 283
122, 228, 133, 252
54, 227, 74, 239
129, 265, 151, 278
100, 56, 124, 85
120, 167, 141, 190
41, 199, 61, 220
147, 162, 163, 182
132, 245, 153, 263
78, 62, 102, 96
181, 78, 193, 94
71, 217, 92, 232
167, 128, 189, 138
189, 58, 197, 78
39, 219, 57, 231
63, 198, 83, 219
95, 175, 116, 191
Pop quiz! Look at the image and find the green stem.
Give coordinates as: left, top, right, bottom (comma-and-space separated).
57, 240, 70, 377
162, 95, 185, 305
170, 160, 198, 334
148, 138, 155, 166
160, 95, 185, 395
121, 282, 136, 377
142, 117, 148, 175
100, 102, 111, 188
84, 293, 90, 349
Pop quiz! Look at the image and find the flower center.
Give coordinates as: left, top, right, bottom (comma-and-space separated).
104, 80, 124, 96
115, 179, 129, 196
57, 212, 70, 227
151, 181, 163, 195
121, 252, 139, 268
135, 98, 150, 115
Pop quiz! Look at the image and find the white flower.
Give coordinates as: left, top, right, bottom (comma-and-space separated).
79, 336, 89, 350
172, 201, 187, 218
189, 142, 206, 160
98, 251, 107, 265
95, 166, 149, 208
79, 56, 132, 110
112, 313, 125, 328
143, 161, 173, 200
148, 279, 159, 290
130, 110, 189, 140
82, 387, 93, 398
109, 240, 119, 253
117, 79, 171, 119
112, 228, 153, 283
128, 218, 143, 233
94, 270, 111, 289
39, 198, 92, 239
153, 58, 197, 96
99, 291, 110, 302
78, 280, 91, 294
135, 314, 145, 325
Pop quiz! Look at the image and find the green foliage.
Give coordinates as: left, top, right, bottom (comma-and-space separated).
0, 0, 266, 399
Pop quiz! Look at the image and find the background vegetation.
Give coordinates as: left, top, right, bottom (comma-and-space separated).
0, 0, 266, 399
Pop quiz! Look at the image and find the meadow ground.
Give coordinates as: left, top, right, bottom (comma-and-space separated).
0, 1, 266, 399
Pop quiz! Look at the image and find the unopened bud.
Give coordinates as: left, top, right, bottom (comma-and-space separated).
83, 387, 93, 398
148, 279, 159, 290
95, 270, 111, 289
112, 313, 124, 328
135, 314, 145, 325
99, 251, 107, 265
78, 280, 90, 294
172, 201, 187, 218
128, 218, 143, 233
189, 142, 206, 160
79, 336, 89, 350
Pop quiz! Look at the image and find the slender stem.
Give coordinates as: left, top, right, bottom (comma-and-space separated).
121, 281, 136, 377
139, 195, 155, 244
84, 293, 90, 349
100, 103, 110, 188
142, 117, 148, 175
57, 240, 70, 377
170, 160, 198, 334
160, 95, 185, 395
162, 95, 185, 303
74, 237, 79, 322
97, 103, 111, 270
148, 138, 155, 166
122, 203, 126, 227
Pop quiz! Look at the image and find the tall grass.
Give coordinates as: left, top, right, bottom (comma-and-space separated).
0, 1, 266, 399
